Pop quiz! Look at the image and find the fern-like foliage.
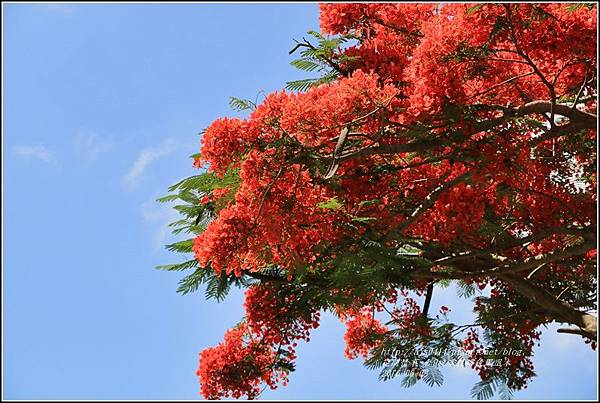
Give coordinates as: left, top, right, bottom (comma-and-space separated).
228, 96, 257, 112
471, 377, 514, 400
286, 31, 358, 92
156, 163, 247, 301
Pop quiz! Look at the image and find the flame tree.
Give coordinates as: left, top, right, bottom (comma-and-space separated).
159, 3, 597, 399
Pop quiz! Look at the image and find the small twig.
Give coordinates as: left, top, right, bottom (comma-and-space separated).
526, 263, 547, 280
319, 95, 396, 134
398, 173, 469, 232
374, 18, 424, 39
288, 40, 303, 55
486, 58, 530, 65
571, 72, 588, 110
289, 165, 303, 208
556, 286, 572, 301
252, 165, 285, 227
466, 72, 534, 101
503, 5, 557, 126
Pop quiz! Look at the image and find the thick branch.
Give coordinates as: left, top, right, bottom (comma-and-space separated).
434, 228, 588, 266
480, 240, 595, 277
422, 282, 434, 318
499, 273, 597, 339
323, 99, 594, 167
515, 100, 597, 129
335, 116, 508, 163
557, 327, 594, 337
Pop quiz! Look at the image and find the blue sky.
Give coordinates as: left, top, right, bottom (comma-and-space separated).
2, 3, 597, 400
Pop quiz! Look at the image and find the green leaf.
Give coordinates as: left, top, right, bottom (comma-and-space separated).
167, 169, 240, 193
228, 96, 256, 112
297, 71, 337, 90
285, 78, 322, 92
316, 197, 343, 210
275, 361, 296, 373
177, 268, 211, 295
457, 280, 477, 298
400, 372, 418, 388
165, 239, 194, 253
306, 30, 323, 39
205, 272, 231, 301
358, 199, 380, 207
466, 4, 484, 15
351, 216, 377, 223
485, 16, 509, 47
566, 3, 594, 12
290, 59, 324, 73
156, 259, 198, 272
173, 204, 200, 218
423, 367, 444, 387
168, 219, 192, 229
471, 379, 495, 400
496, 380, 514, 400
156, 194, 179, 203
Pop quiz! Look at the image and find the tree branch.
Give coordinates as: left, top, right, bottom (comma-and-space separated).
499, 273, 597, 339
514, 100, 597, 129
422, 282, 435, 318
435, 227, 593, 266
324, 126, 350, 179
397, 173, 469, 233
477, 240, 595, 277
466, 71, 534, 101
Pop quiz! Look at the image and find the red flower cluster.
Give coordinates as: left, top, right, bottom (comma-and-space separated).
201, 117, 252, 176
244, 285, 320, 345
196, 323, 279, 400
391, 297, 433, 338
343, 308, 388, 359
320, 4, 436, 80
198, 285, 320, 399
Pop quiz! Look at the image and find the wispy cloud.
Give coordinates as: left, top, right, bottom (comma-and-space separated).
75, 132, 113, 166
141, 198, 181, 251
554, 332, 578, 351
40, 3, 76, 15
123, 139, 178, 189
448, 362, 473, 377
12, 144, 55, 163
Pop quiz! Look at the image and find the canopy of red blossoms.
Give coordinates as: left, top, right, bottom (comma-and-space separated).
162, 3, 597, 399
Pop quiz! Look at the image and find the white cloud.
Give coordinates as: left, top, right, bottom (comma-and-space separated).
12, 144, 55, 163
123, 139, 178, 189
75, 132, 113, 166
